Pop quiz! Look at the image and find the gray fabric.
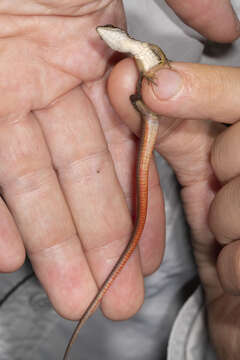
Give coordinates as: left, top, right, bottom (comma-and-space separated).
167, 287, 217, 360
0, 1, 239, 359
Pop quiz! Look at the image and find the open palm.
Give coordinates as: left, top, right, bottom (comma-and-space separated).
0, 0, 165, 320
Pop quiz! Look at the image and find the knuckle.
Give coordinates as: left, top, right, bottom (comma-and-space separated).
218, 242, 240, 294
2, 166, 55, 196
211, 122, 240, 183
210, 131, 225, 180
56, 147, 111, 185
209, 178, 240, 245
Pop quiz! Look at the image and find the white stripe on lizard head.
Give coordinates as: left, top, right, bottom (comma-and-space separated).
96, 25, 160, 72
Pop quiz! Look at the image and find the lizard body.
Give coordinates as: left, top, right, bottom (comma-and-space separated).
63, 25, 169, 360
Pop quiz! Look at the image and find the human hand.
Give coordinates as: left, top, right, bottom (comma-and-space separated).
166, 0, 240, 43
106, 2, 240, 358
0, 0, 167, 322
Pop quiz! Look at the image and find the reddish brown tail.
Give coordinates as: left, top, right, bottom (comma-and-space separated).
63, 115, 159, 360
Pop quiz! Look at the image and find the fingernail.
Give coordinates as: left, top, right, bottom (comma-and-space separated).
153, 69, 182, 100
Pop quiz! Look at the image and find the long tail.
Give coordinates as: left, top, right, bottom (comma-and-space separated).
63, 115, 159, 360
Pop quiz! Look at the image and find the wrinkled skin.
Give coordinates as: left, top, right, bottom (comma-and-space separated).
1, 0, 240, 359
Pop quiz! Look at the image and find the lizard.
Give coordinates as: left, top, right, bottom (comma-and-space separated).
63, 24, 170, 360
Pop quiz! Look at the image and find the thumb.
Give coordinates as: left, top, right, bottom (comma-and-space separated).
108, 58, 231, 186
142, 61, 240, 124
141, 61, 240, 187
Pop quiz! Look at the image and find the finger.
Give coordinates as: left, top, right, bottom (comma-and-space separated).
106, 62, 165, 275
217, 240, 240, 294
100, 77, 165, 276
108, 57, 224, 304
108, 58, 239, 128
211, 121, 240, 183
112, 142, 165, 276
142, 62, 240, 124
0, 113, 95, 319
0, 197, 25, 271
35, 85, 145, 320
108, 59, 224, 183
107, 59, 181, 147
209, 176, 240, 245
166, 0, 240, 42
